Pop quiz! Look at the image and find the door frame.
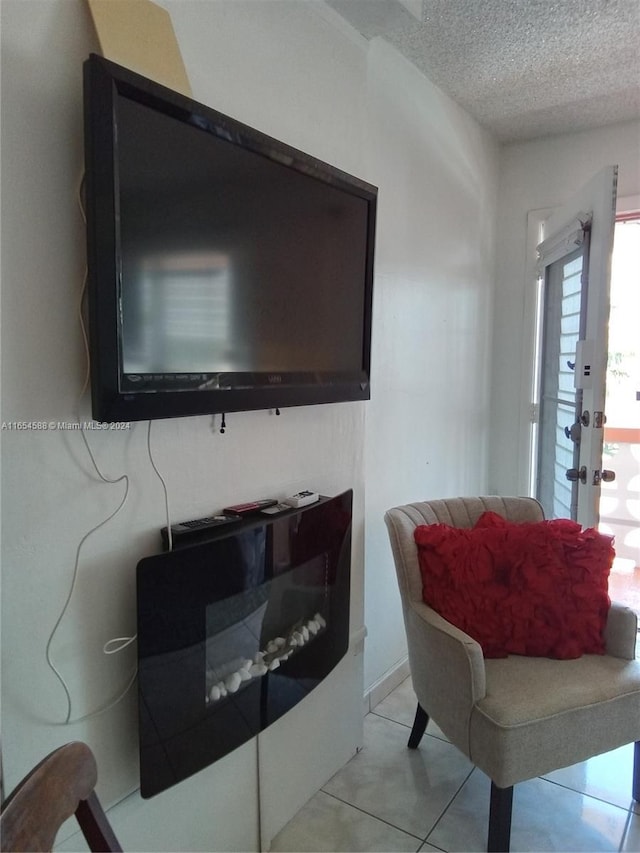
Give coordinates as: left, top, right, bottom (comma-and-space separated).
519, 187, 637, 510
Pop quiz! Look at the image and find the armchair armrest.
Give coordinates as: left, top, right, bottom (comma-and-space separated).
604, 602, 638, 660
404, 599, 486, 757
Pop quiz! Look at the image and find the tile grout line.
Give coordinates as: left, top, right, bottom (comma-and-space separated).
320, 712, 476, 853
617, 809, 636, 853
361, 709, 476, 851
317, 788, 425, 847
420, 766, 477, 851
344, 698, 639, 853
369, 709, 451, 745
370, 708, 639, 819
539, 774, 640, 816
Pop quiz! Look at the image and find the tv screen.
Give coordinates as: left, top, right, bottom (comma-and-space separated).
83, 55, 377, 422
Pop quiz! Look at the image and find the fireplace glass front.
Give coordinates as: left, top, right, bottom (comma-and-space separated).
136, 491, 352, 798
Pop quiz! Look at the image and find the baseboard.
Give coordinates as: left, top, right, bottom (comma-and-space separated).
363, 656, 410, 715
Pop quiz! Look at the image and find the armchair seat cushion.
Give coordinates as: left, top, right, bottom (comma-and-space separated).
414, 514, 614, 660
471, 653, 640, 788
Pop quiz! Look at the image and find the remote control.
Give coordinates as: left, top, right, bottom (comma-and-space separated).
283, 490, 319, 508
171, 514, 240, 532
260, 502, 293, 516
223, 499, 278, 516
161, 513, 242, 549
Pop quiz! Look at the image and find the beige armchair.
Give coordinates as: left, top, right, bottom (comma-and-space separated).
385, 496, 640, 852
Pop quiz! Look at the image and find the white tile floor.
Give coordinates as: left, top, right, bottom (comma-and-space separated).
270, 675, 640, 853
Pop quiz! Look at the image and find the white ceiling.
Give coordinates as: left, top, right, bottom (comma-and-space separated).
325, 0, 640, 143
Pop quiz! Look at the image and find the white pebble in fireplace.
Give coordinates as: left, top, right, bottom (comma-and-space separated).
205, 613, 327, 704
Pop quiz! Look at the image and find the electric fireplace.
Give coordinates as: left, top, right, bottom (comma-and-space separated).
136, 491, 352, 798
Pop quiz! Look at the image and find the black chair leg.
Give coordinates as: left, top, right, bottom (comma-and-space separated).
488, 782, 513, 853
407, 703, 429, 749
633, 741, 640, 802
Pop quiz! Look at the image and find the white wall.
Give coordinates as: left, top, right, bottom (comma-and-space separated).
1, 2, 367, 849
363, 40, 499, 689
490, 121, 640, 498
0, 1, 498, 849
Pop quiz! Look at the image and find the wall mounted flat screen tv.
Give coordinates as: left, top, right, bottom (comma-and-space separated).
83, 55, 377, 422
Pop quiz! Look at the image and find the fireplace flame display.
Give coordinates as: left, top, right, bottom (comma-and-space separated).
206, 613, 327, 704
136, 491, 352, 798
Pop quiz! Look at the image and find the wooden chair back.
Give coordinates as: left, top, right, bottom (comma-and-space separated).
0, 742, 122, 852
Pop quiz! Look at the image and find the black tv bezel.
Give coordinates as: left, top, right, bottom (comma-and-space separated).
83, 54, 377, 423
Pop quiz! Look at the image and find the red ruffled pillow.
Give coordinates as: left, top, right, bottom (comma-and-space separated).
413, 523, 513, 657
414, 512, 614, 659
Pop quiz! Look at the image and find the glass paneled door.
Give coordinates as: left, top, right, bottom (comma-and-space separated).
535, 166, 618, 527
536, 248, 586, 520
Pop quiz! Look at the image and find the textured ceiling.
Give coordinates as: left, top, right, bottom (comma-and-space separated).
325, 0, 640, 142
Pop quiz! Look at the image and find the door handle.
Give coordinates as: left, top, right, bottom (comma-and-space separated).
593, 469, 616, 485
566, 466, 587, 484
564, 422, 581, 443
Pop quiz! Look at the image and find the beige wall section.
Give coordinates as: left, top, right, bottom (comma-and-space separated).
86, 0, 191, 95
